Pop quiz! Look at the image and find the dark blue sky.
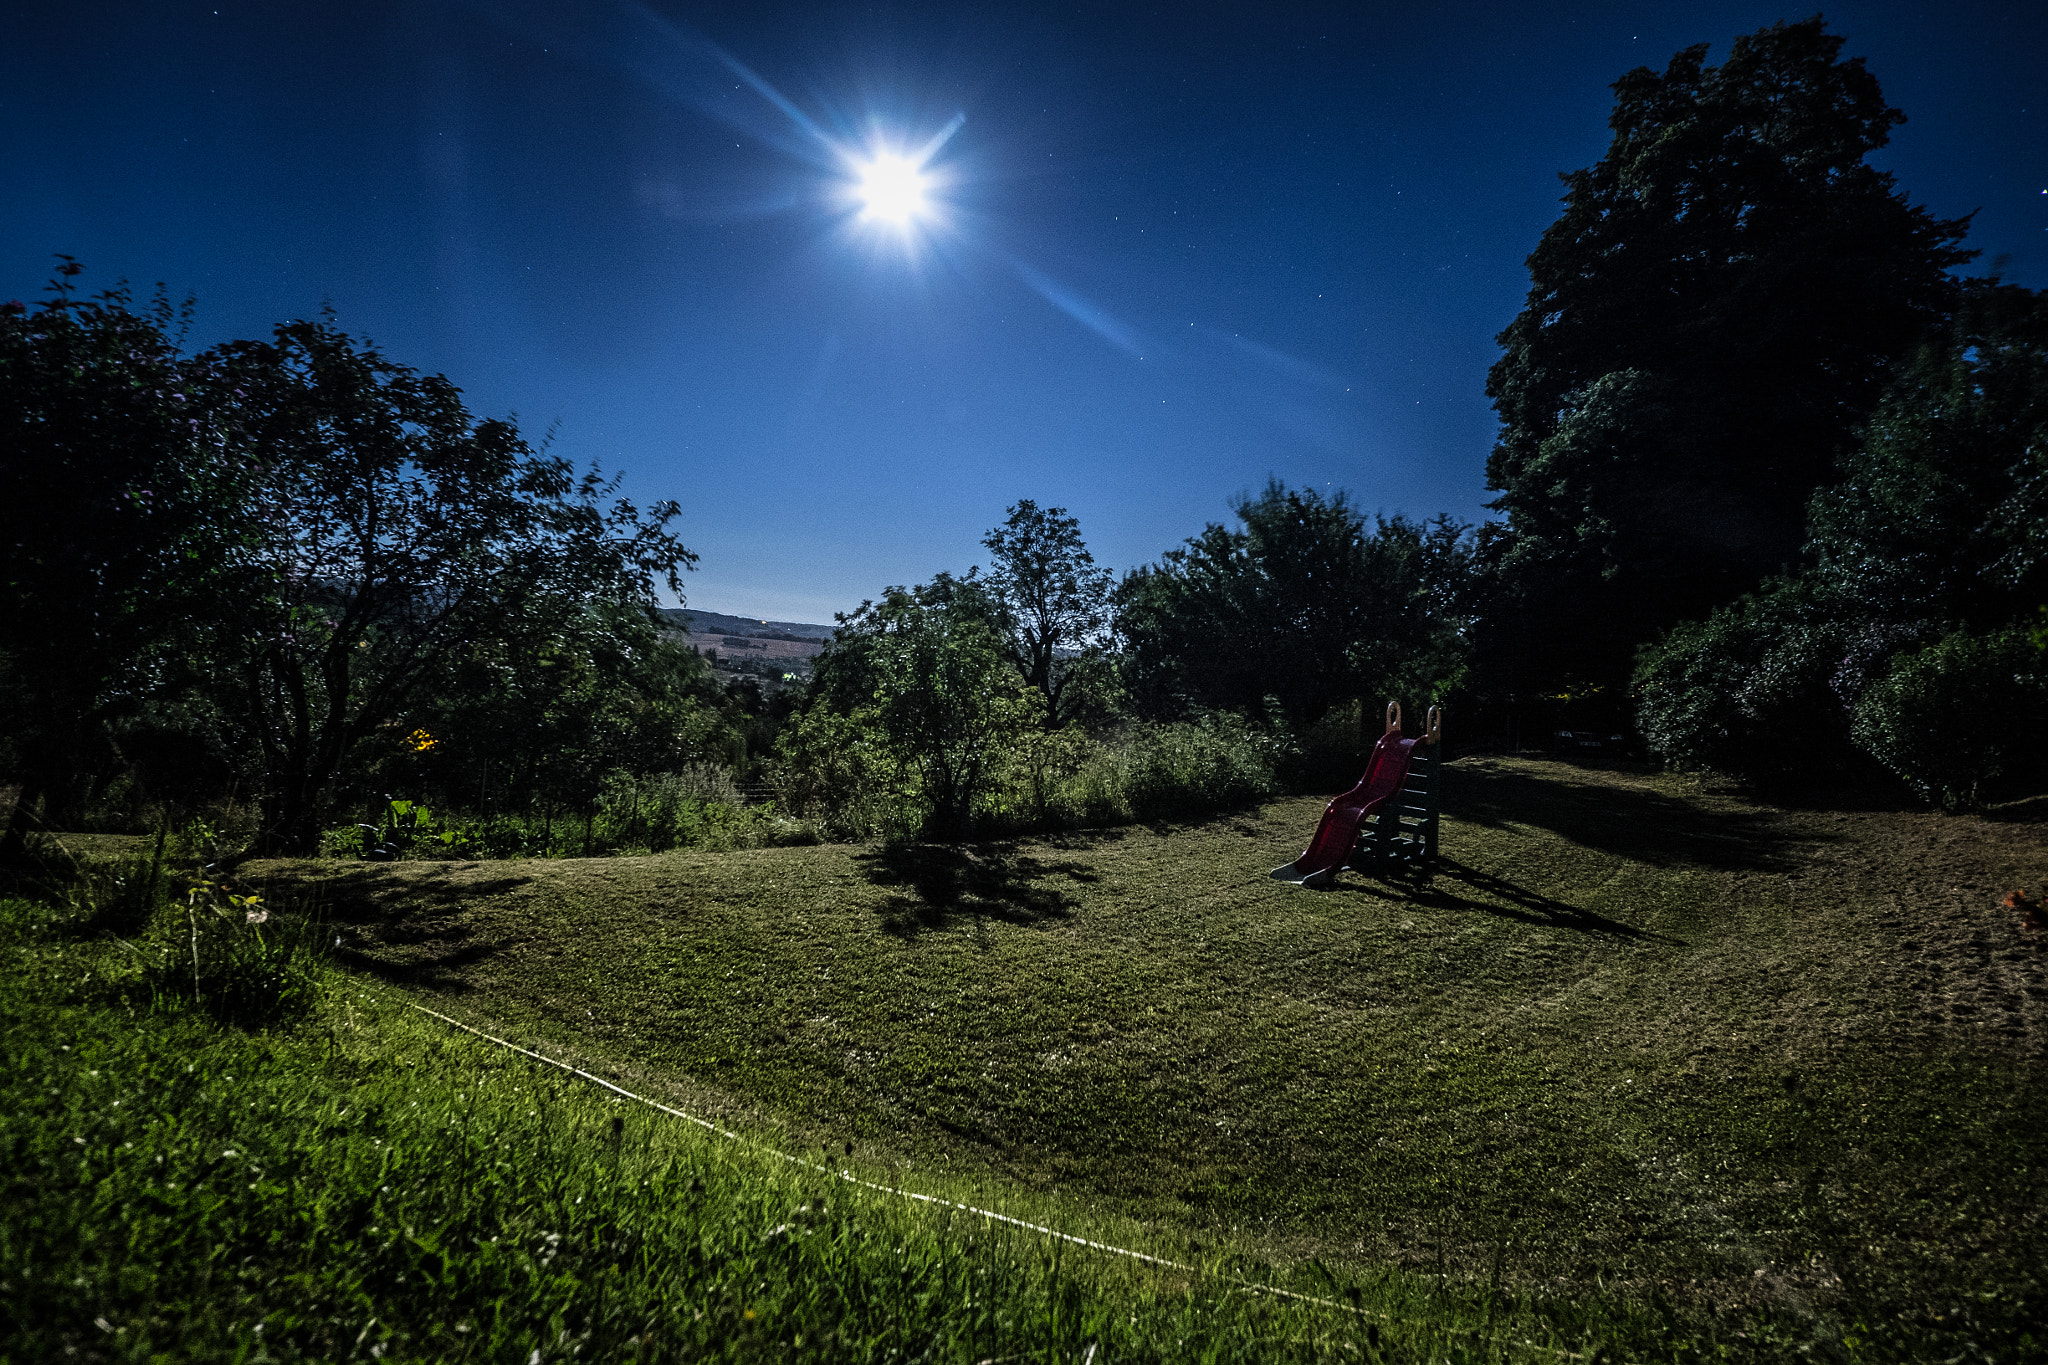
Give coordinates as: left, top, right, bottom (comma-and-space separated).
6, 1, 2044, 621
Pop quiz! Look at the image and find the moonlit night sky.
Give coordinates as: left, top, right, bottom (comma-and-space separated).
6, 2, 2045, 623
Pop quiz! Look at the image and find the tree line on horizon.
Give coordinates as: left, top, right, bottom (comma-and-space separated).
4, 16, 2043, 856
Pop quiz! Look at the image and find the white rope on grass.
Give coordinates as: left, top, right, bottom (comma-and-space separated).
402, 999, 1365, 1316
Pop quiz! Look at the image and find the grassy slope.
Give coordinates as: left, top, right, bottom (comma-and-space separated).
12, 896, 1617, 1364
253, 756, 2048, 1354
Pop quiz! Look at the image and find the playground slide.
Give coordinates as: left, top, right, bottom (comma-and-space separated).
1270, 702, 1434, 887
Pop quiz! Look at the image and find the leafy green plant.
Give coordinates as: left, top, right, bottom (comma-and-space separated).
149, 872, 326, 1028
1851, 627, 2047, 808
352, 796, 470, 860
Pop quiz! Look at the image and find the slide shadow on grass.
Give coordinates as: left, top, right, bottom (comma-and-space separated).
1444, 761, 1822, 873
854, 843, 1095, 937
1349, 857, 1683, 944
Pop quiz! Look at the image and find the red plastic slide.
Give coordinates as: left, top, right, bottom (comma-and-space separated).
1270, 704, 1423, 887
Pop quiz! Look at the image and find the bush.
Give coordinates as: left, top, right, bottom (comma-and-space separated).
1634, 580, 1903, 784
320, 768, 819, 860
1099, 716, 1289, 824
770, 706, 920, 842
1851, 628, 2048, 808
772, 711, 1287, 842
594, 768, 815, 853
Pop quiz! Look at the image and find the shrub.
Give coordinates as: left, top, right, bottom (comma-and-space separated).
1634, 580, 1903, 784
1851, 628, 2048, 808
770, 706, 919, 842
1109, 716, 1289, 822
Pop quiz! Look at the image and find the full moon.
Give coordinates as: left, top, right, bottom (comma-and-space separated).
855, 152, 929, 226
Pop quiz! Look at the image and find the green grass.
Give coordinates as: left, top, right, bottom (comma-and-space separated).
9, 755, 2045, 1360
243, 756, 2048, 1359
0, 888, 1719, 1363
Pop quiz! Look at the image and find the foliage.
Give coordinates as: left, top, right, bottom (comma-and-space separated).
1638, 280, 2048, 796
799, 576, 1041, 840
349, 795, 470, 861
1633, 578, 1894, 784
0, 265, 704, 853
1107, 716, 1289, 822
782, 559, 1296, 840
1806, 277, 2048, 630
1115, 481, 1470, 730
0, 262, 245, 840
770, 704, 913, 840
1482, 18, 1974, 697
1851, 628, 2048, 809
322, 770, 814, 860
400, 599, 745, 825
195, 318, 695, 851
980, 500, 1118, 727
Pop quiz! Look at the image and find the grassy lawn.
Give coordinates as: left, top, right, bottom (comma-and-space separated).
239, 755, 2048, 1356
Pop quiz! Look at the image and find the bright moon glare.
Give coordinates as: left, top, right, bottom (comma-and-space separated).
856, 152, 929, 226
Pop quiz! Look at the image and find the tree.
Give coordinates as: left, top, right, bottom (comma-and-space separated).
1636, 278, 2048, 792
408, 598, 741, 827
1805, 278, 2048, 632
0, 262, 242, 843
979, 501, 1114, 728
1482, 17, 1974, 696
200, 318, 695, 851
1115, 482, 1469, 730
792, 574, 1038, 839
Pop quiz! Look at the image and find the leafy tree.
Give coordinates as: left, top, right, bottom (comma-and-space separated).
406, 599, 740, 827
0, 262, 243, 843
1482, 17, 1973, 696
792, 575, 1039, 839
1115, 482, 1468, 731
200, 318, 695, 851
1805, 278, 2048, 630
979, 501, 1115, 727
1637, 279, 2048, 793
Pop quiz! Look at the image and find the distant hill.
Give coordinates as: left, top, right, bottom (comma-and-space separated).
657, 608, 835, 642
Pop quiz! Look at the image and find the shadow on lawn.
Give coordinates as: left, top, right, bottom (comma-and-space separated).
1353, 857, 1682, 943
854, 843, 1095, 937
1444, 760, 1822, 873
259, 865, 533, 990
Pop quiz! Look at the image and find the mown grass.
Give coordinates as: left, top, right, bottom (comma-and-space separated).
2, 889, 1728, 1363
244, 755, 2048, 1360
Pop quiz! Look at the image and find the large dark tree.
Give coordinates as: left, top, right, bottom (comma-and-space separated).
1481, 17, 1973, 697
0, 262, 242, 843
1635, 277, 2048, 796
